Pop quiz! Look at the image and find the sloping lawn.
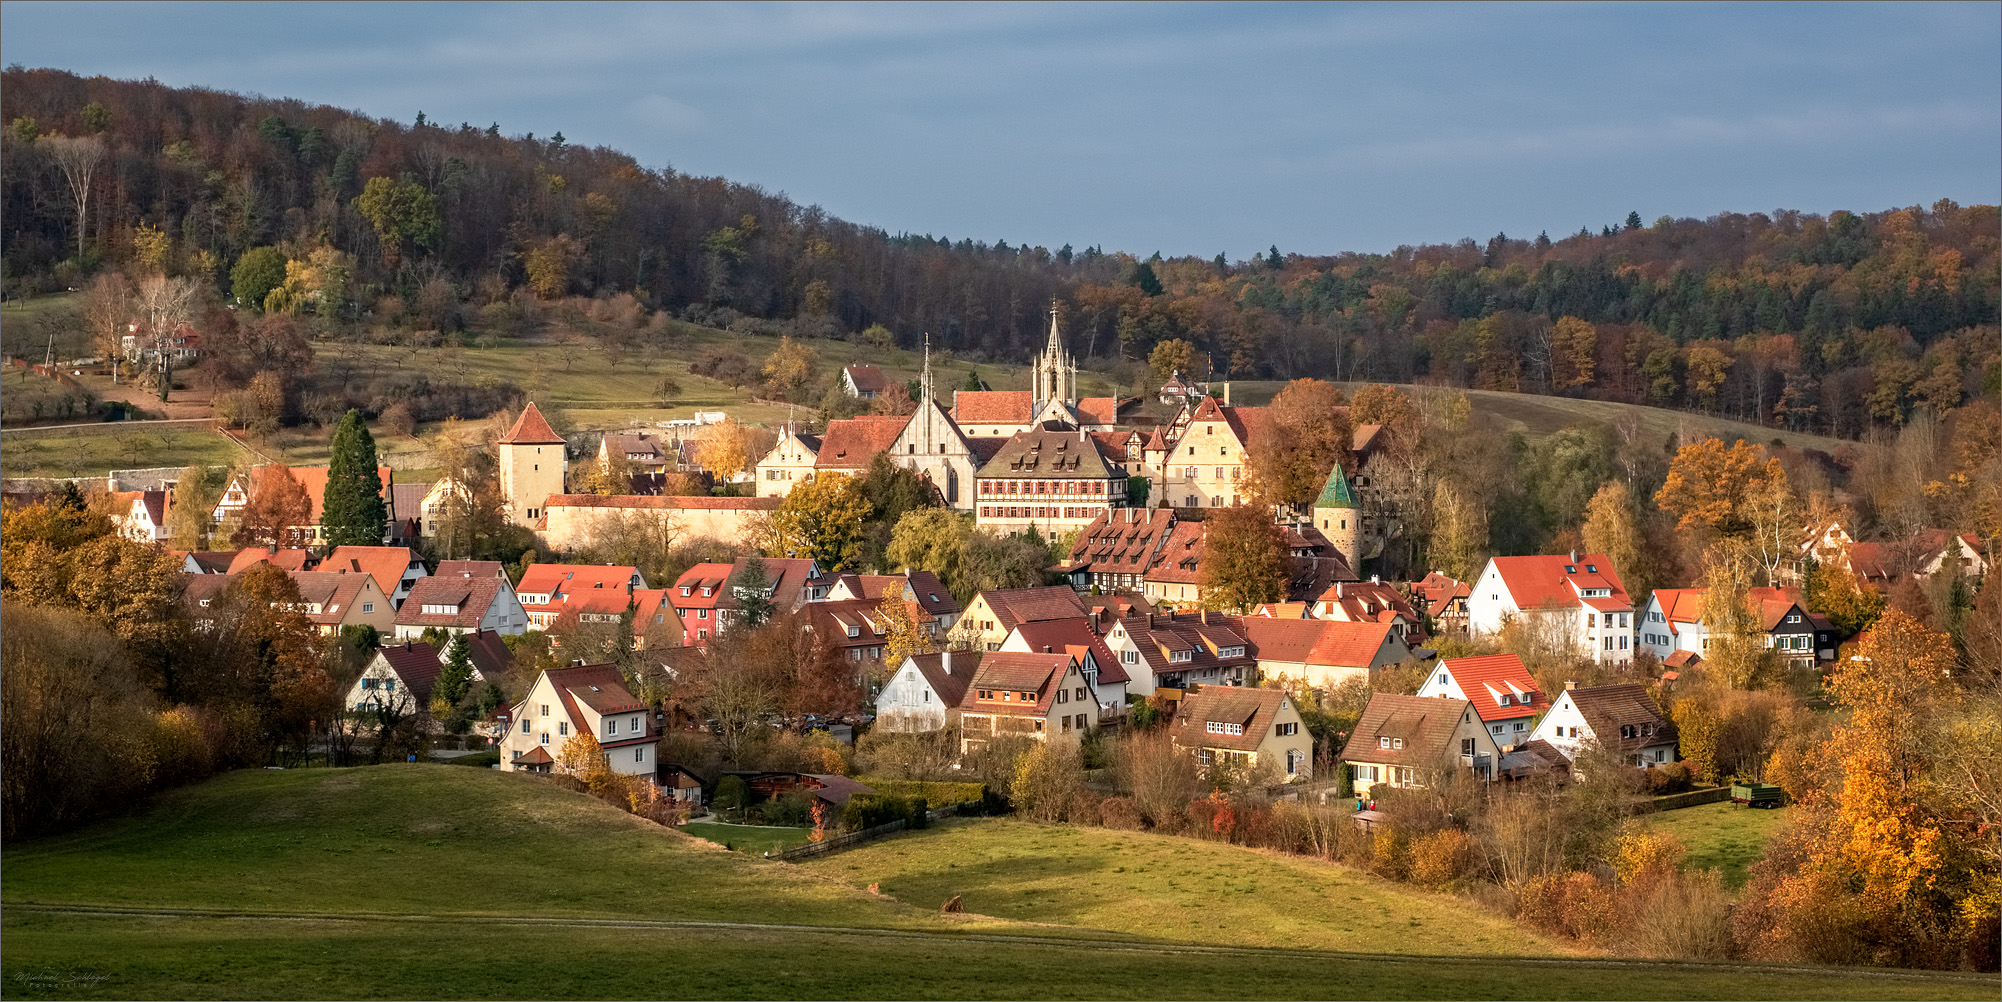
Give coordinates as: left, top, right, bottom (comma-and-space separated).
1647, 800, 1790, 889
680, 820, 812, 856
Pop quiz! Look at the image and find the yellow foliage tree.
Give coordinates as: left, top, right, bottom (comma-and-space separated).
1551, 316, 1598, 391
765, 474, 873, 572
1654, 437, 1767, 535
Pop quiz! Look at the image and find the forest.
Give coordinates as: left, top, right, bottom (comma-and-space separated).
1, 66, 1996, 439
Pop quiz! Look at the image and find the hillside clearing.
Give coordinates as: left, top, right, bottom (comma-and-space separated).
1648, 801, 1791, 890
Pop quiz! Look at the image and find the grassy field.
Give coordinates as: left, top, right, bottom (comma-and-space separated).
6, 767, 1987, 1000
1647, 801, 1792, 890
680, 820, 813, 856
0, 425, 249, 479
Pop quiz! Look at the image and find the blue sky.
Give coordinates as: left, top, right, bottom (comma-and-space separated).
4, 2, 1997, 258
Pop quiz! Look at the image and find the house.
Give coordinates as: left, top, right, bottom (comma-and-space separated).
1409, 572, 1472, 637
754, 425, 823, 498
393, 574, 528, 639
111, 489, 169, 543
884, 349, 986, 509
1240, 617, 1410, 689
210, 464, 395, 546
1638, 586, 1838, 666
180, 550, 236, 574
538, 495, 780, 552
731, 555, 828, 610
1847, 530, 1991, 584
283, 570, 396, 636
447, 628, 515, 684
657, 764, 706, 804
1157, 370, 1202, 407
1159, 395, 1265, 510
875, 650, 980, 733
842, 364, 892, 400
1141, 520, 1208, 607
1056, 507, 1178, 594
812, 416, 911, 478
1000, 617, 1130, 719
597, 431, 673, 473
500, 662, 656, 777
807, 598, 896, 676
1341, 693, 1501, 796
1169, 685, 1312, 782
950, 586, 1089, 651
434, 559, 507, 580
973, 424, 1130, 544
346, 641, 445, 715
516, 564, 647, 630
670, 562, 736, 646
389, 481, 431, 543
724, 771, 878, 808
824, 570, 961, 637
226, 546, 318, 574
1313, 577, 1424, 643
182, 573, 230, 628
1467, 552, 1636, 664
120, 321, 202, 363
1526, 682, 1679, 769
957, 650, 1098, 755
1109, 611, 1255, 694
322, 545, 428, 607
1415, 653, 1546, 750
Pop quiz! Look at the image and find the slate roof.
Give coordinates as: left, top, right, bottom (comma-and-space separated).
1172, 685, 1290, 753
499, 402, 565, 445
1438, 653, 1544, 723
814, 416, 911, 469
953, 390, 1034, 425
1568, 683, 1677, 753
1343, 692, 1475, 767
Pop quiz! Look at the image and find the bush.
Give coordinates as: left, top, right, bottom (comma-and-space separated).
446, 750, 501, 768
1629, 869, 1735, 960
1369, 830, 1412, 881
1643, 761, 1693, 795
1517, 871, 1621, 946
1409, 828, 1476, 887
1097, 795, 1145, 830
841, 793, 927, 831
856, 778, 986, 808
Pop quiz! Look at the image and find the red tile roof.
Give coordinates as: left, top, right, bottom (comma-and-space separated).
1438, 653, 1544, 723
953, 390, 1034, 425
1076, 397, 1121, 426
499, 402, 565, 445
905, 650, 979, 709
518, 563, 643, 598
814, 416, 910, 468
434, 559, 506, 579
1490, 553, 1631, 610
324, 545, 419, 601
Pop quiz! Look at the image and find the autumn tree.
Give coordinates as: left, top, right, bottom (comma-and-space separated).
524, 235, 581, 299
1551, 316, 1598, 391
1654, 437, 1767, 536
81, 273, 134, 384
1, 604, 154, 837
878, 595, 933, 675
1244, 378, 1351, 512
1198, 504, 1287, 612
1740, 458, 1805, 585
1698, 540, 1781, 690
761, 336, 818, 400
1430, 479, 1489, 582
1148, 338, 1210, 384
352, 175, 440, 271
766, 474, 873, 572
694, 416, 760, 483
1347, 383, 1419, 433
234, 465, 312, 547
164, 463, 224, 550
1582, 481, 1651, 599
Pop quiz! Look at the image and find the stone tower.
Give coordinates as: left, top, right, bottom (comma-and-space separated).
497, 401, 568, 526
1312, 461, 1362, 574
1030, 302, 1076, 417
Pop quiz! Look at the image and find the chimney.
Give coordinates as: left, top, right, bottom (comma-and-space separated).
1370, 574, 1380, 585
1568, 549, 1579, 564
1042, 645, 1052, 654
1223, 381, 1231, 405
1336, 582, 1344, 599
942, 650, 952, 674
1147, 612, 1156, 628
1565, 680, 1576, 691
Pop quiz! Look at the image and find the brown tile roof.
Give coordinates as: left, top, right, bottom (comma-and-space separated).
963, 652, 1073, 714
1316, 580, 1420, 628
1289, 553, 1360, 599
377, 641, 445, 703
390, 482, 429, 523
397, 575, 508, 629
843, 364, 892, 393
1568, 683, 1676, 753
1662, 650, 1703, 670
499, 402, 565, 445
457, 628, 514, 680
435, 560, 506, 580
1145, 521, 1207, 584
1343, 692, 1475, 766
602, 432, 671, 466
1241, 617, 1397, 668
1410, 571, 1470, 617
1438, 654, 1544, 723
976, 425, 1127, 480
1117, 612, 1254, 680
905, 650, 979, 708
814, 416, 910, 469
953, 390, 1033, 425
982, 586, 1089, 633
323, 545, 420, 601
185, 550, 237, 574
1171, 685, 1290, 753
1009, 617, 1130, 685
284, 570, 377, 627
228, 547, 318, 574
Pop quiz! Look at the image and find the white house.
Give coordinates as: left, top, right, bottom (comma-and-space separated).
111, 489, 169, 543
499, 663, 655, 777
392, 574, 528, 639
874, 650, 978, 733
999, 617, 1130, 720
1526, 682, 1678, 768
1467, 552, 1635, 664
1415, 653, 1547, 751
346, 641, 445, 716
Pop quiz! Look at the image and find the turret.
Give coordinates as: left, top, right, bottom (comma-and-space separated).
1312, 461, 1361, 573
497, 401, 568, 526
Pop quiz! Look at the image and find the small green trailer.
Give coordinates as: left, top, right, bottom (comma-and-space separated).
1731, 782, 1784, 808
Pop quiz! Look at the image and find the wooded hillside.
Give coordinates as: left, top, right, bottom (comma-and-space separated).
3, 67, 1995, 438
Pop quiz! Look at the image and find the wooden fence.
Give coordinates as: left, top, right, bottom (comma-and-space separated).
1637, 786, 1733, 813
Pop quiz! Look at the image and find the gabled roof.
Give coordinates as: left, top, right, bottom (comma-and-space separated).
283, 570, 378, 626
672, 562, 737, 610
454, 628, 514, 680
1314, 463, 1357, 509
1076, 397, 1122, 426
1144, 521, 1208, 584
602, 432, 670, 464
975, 425, 1127, 480
396, 575, 508, 628
963, 652, 1073, 714
1410, 572, 1470, 617
1060, 508, 1178, 574
1008, 617, 1129, 685
730, 556, 824, 609
808, 598, 893, 650
1351, 423, 1386, 456
185, 550, 237, 574
1748, 586, 1834, 632
843, 364, 892, 393
953, 390, 1034, 425
1172, 685, 1290, 753
1116, 612, 1254, 680
1241, 617, 1396, 668
499, 402, 565, 445
517, 563, 644, 600
434, 560, 506, 580
904, 650, 979, 709
524, 662, 652, 750
1344, 692, 1475, 766
376, 641, 445, 703
1490, 553, 1631, 610
227, 547, 317, 574
324, 545, 420, 600
1567, 683, 1676, 752
979, 586, 1089, 633
1438, 653, 1543, 722
1662, 650, 1703, 670
1316, 580, 1419, 628
815, 415, 911, 468
390, 482, 429, 522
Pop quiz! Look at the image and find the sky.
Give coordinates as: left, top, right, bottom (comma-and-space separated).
3, 2, 1997, 259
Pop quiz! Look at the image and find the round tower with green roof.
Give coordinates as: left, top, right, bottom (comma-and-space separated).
1312, 461, 1361, 573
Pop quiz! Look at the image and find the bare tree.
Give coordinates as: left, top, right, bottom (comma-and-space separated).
134, 275, 202, 402
43, 135, 106, 258
80, 273, 134, 384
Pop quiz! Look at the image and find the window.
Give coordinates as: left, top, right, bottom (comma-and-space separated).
1122, 650, 1138, 664
540, 732, 549, 745
1378, 736, 1390, 749
362, 602, 375, 614
559, 722, 569, 736
1392, 738, 1403, 750
1787, 613, 1801, 623
1513, 721, 1526, 732
1461, 737, 1475, 756
1498, 693, 1512, 707
1075, 687, 1086, 700
1275, 721, 1298, 736
635, 747, 645, 763
520, 719, 529, 734
1058, 688, 1069, 704
1355, 765, 1378, 783
697, 609, 708, 620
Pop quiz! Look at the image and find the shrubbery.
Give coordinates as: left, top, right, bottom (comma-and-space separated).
841, 793, 929, 832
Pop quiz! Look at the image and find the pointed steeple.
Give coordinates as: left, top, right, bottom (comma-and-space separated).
1315, 462, 1358, 509
920, 332, 934, 405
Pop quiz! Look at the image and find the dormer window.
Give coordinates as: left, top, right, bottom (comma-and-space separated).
846, 625, 860, 638
680, 586, 692, 597
1392, 738, 1403, 750
1378, 736, 1390, 749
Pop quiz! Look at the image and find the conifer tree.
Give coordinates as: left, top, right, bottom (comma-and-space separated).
321, 409, 388, 547
435, 634, 475, 707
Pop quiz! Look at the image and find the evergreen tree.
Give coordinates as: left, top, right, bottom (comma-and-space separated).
732, 555, 775, 628
1625, 211, 1644, 231
962, 369, 983, 392
321, 409, 388, 547
1129, 260, 1164, 297
1266, 245, 1283, 269
435, 634, 475, 707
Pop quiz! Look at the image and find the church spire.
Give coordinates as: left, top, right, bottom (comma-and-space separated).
920, 331, 933, 405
